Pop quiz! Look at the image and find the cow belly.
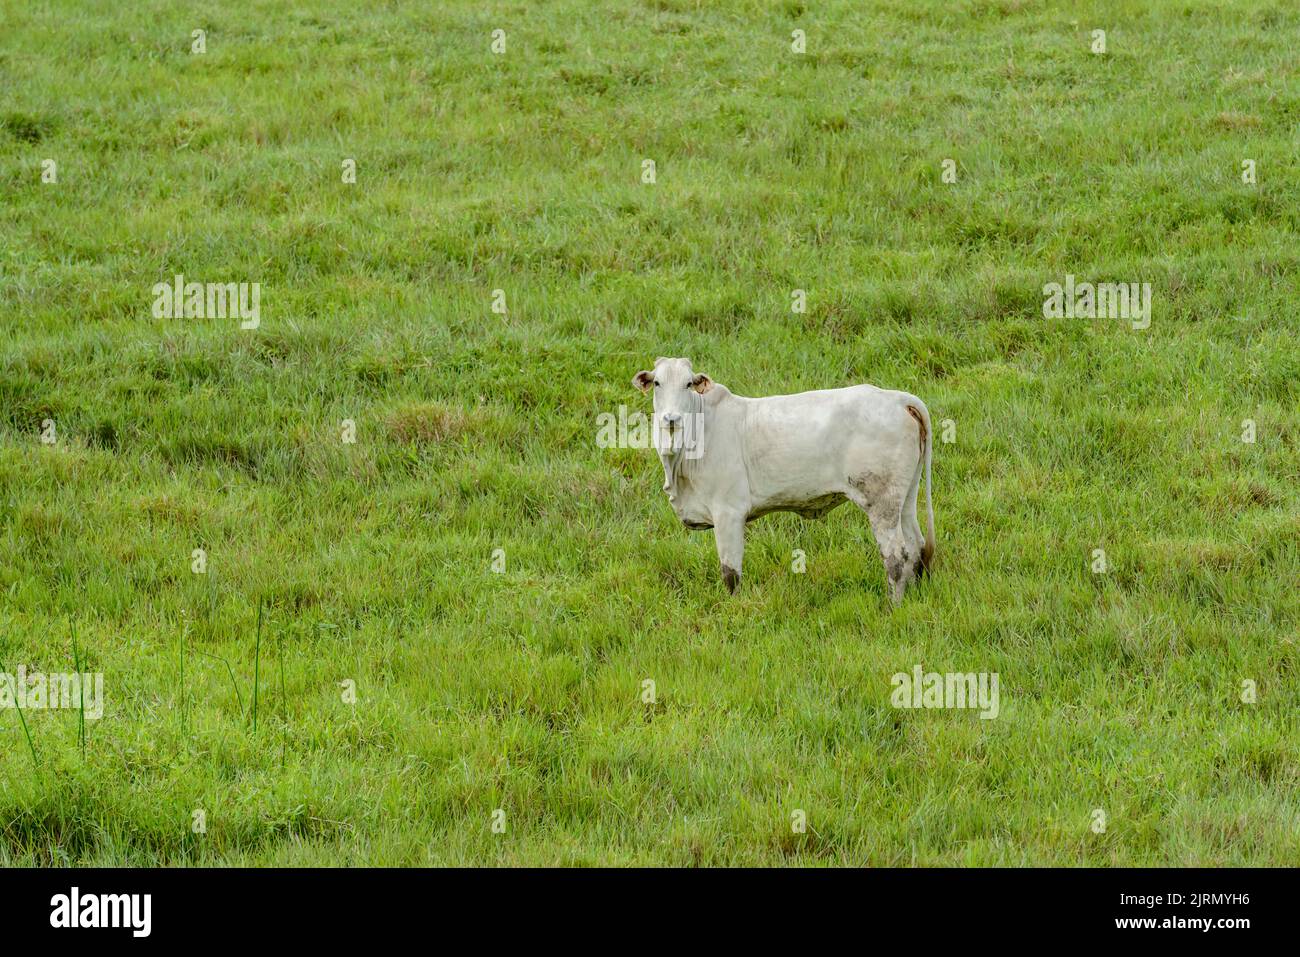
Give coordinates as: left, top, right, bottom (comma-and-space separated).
747, 492, 846, 522
744, 438, 855, 511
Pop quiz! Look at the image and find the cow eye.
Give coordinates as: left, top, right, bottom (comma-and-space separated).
653, 380, 660, 387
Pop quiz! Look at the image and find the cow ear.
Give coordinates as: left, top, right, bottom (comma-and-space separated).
633, 370, 655, 393
690, 373, 713, 394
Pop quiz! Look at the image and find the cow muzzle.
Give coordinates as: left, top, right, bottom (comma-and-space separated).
654, 409, 705, 460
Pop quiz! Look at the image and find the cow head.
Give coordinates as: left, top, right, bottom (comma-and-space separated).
633, 357, 711, 459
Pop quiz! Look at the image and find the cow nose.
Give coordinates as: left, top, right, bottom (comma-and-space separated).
663, 412, 682, 429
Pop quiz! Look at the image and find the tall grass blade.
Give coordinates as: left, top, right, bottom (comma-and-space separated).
279, 634, 287, 771
252, 598, 263, 732
1, 659, 40, 777
70, 621, 85, 758
197, 651, 244, 715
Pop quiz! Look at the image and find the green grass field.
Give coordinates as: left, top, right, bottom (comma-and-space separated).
1, 0, 1297, 866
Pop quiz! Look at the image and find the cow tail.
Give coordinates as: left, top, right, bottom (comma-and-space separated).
905, 399, 936, 573
921, 405, 935, 571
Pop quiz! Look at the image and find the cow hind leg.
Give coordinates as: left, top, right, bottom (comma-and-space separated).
876, 516, 915, 606
846, 480, 916, 605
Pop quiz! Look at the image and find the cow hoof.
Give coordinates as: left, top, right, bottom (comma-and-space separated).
721, 565, 740, 594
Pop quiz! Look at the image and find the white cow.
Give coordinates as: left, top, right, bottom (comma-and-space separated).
633, 357, 935, 603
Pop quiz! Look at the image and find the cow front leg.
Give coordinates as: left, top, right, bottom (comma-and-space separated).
712, 509, 746, 594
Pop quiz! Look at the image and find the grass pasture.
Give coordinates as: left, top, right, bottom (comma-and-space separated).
0, 0, 1298, 865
